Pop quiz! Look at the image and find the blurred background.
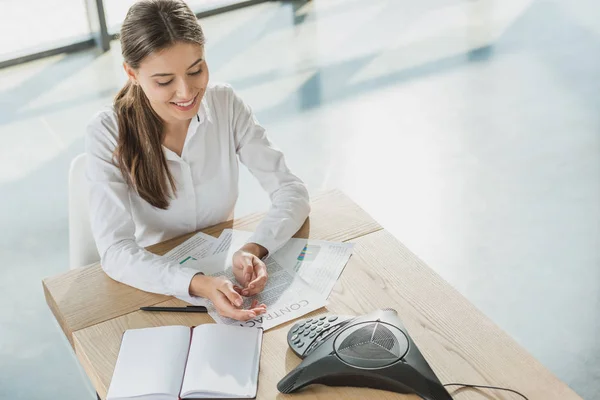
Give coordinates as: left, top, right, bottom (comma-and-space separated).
0, 0, 598, 398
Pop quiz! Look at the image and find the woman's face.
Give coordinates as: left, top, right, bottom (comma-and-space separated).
126, 42, 209, 124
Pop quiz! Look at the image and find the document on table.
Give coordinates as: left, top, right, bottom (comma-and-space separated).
173, 229, 354, 330
211, 230, 354, 298
272, 238, 354, 298
179, 251, 326, 330
164, 232, 217, 264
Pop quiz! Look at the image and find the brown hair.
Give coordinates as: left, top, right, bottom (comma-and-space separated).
114, 0, 205, 209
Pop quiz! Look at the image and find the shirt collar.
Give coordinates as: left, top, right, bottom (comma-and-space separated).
196, 95, 212, 125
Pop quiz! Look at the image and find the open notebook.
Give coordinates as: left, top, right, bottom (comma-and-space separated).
107, 324, 263, 400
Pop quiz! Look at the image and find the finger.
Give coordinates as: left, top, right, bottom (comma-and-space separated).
242, 283, 266, 297
228, 308, 259, 321
242, 259, 267, 294
233, 285, 244, 294
244, 275, 267, 296
248, 274, 267, 291
249, 258, 268, 289
217, 300, 258, 321
248, 306, 267, 315
242, 260, 254, 286
219, 281, 244, 307
242, 272, 257, 295
249, 300, 267, 311
242, 271, 257, 294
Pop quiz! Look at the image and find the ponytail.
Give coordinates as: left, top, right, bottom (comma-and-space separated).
114, 80, 176, 209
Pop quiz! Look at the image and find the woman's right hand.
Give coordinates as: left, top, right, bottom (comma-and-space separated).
189, 274, 266, 321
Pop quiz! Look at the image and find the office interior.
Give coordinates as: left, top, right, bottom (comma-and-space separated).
0, 0, 598, 398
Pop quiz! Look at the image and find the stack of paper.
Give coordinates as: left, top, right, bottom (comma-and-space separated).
167, 229, 354, 330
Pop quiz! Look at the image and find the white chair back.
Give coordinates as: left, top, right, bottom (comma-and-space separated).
68, 153, 100, 269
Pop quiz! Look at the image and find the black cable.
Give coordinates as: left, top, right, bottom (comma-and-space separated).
443, 383, 529, 400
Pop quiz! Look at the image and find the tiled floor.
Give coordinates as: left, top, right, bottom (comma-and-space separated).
0, 0, 598, 398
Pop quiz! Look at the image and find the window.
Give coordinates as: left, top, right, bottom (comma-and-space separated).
0, 0, 90, 62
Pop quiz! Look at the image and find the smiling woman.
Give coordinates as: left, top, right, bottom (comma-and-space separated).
137, 46, 206, 114
119, 41, 209, 200
114, 0, 208, 209
85, 0, 310, 322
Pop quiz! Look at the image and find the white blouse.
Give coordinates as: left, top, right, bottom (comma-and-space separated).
85, 83, 310, 297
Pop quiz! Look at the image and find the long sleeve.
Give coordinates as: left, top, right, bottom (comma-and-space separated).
230, 89, 311, 254
85, 113, 199, 296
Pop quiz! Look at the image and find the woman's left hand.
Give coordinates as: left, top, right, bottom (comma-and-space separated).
232, 243, 268, 296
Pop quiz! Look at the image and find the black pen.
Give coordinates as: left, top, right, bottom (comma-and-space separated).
140, 305, 208, 313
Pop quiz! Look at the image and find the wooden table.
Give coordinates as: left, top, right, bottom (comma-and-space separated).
43, 190, 581, 400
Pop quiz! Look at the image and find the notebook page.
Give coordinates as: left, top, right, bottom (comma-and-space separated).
107, 326, 191, 400
180, 325, 262, 399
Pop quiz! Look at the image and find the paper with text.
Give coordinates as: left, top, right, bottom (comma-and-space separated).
164, 232, 217, 265
173, 229, 353, 330
178, 251, 326, 330
272, 239, 354, 298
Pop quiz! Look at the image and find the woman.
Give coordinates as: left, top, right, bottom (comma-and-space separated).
85, 0, 310, 321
